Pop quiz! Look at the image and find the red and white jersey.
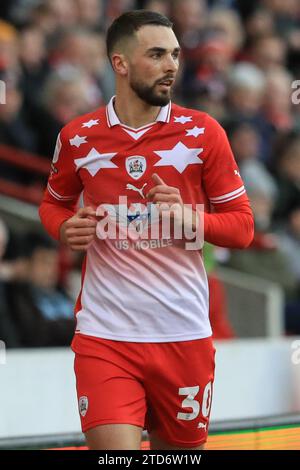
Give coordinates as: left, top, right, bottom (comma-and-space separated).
44, 97, 248, 342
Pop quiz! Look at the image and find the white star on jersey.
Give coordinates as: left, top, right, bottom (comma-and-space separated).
154, 141, 203, 174
186, 126, 205, 137
174, 115, 193, 124
75, 147, 117, 176
82, 119, 100, 129
69, 135, 88, 148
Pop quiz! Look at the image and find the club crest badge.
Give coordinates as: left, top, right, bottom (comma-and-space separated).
126, 156, 146, 180
79, 396, 88, 417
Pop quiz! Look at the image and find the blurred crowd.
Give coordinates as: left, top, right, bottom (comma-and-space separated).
0, 0, 300, 346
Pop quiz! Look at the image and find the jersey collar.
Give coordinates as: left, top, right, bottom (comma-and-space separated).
106, 95, 171, 128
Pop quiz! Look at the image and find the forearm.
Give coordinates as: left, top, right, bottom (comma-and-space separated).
203, 202, 254, 249
39, 200, 77, 241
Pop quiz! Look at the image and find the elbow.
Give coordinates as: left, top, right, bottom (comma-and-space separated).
239, 233, 254, 249
237, 214, 255, 249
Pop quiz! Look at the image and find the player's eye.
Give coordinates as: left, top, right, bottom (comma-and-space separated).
151, 52, 162, 59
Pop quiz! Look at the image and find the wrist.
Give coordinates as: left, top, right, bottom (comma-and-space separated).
59, 219, 69, 244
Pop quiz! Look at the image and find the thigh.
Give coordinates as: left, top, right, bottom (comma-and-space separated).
146, 337, 215, 448
86, 423, 143, 450
74, 340, 147, 436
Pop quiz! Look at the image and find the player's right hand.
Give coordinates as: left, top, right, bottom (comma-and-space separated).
60, 207, 97, 251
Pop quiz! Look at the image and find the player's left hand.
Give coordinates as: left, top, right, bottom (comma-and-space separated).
146, 174, 197, 233
146, 173, 182, 206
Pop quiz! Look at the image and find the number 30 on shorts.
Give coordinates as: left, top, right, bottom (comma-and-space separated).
177, 382, 212, 421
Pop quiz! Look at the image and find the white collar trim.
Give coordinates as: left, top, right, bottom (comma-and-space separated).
106, 95, 171, 128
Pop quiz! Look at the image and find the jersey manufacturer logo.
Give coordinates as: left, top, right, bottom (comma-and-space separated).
126, 156, 146, 180
50, 163, 58, 179
52, 133, 62, 164
79, 396, 88, 417
126, 183, 147, 199
198, 422, 207, 431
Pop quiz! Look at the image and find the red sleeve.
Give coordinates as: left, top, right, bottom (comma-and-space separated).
202, 115, 254, 248
204, 199, 254, 248
39, 126, 83, 240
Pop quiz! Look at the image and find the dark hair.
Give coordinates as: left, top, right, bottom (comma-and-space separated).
106, 10, 173, 60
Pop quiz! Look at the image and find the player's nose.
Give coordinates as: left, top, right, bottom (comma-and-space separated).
163, 54, 178, 73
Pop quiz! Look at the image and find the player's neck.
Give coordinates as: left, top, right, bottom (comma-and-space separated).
114, 92, 161, 129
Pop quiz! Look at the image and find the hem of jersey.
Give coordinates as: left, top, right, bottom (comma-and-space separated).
153, 432, 207, 448
81, 419, 144, 434
73, 329, 212, 343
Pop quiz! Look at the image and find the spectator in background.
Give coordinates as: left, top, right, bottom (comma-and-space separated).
227, 62, 266, 119
50, 29, 104, 77
0, 19, 19, 74
207, 6, 245, 55
260, 0, 300, 77
25, 0, 81, 39
226, 62, 274, 162
6, 231, 75, 347
42, 0, 79, 31
28, 2, 66, 37
191, 38, 233, 107
33, 67, 99, 157
0, 71, 37, 155
171, 0, 214, 105
18, 25, 50, 112
0, 20, 38, 159
171, 0, 207, 42
170, 0, 207, 68
245, 7, 275, 42
273, 133, 300, 222
49, 28, 112, 102
74, 0, 105, 31
0, 70, 38, 185
105, 0, 137, 26
227, 120, 278, 198
263, 69, 294, 133
143, 0, 170, 17
249, 34, 287, 73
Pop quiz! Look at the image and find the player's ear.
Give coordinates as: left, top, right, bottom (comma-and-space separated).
111, 53, 128, 76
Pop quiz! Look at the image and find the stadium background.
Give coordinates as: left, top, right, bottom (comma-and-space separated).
0, 0, 300, 450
